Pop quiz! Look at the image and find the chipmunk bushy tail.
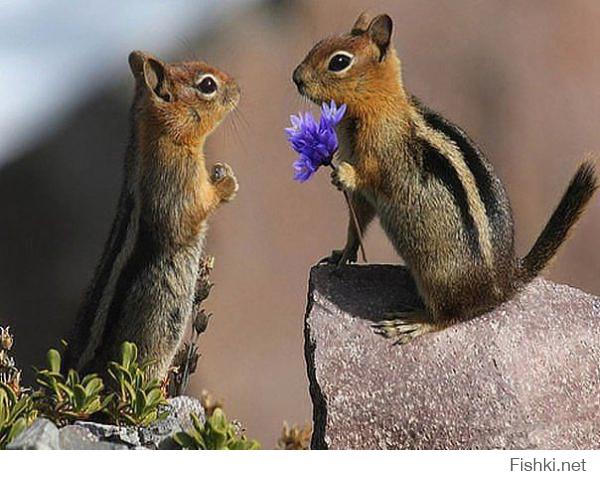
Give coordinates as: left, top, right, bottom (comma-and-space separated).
518, 160, 597, 284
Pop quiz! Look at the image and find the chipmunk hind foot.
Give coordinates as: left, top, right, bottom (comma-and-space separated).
318, 247, 358, 267
371, 306, 441, 345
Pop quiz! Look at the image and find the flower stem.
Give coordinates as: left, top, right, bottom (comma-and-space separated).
342, 190, 368, 263
328, 161, 367, 262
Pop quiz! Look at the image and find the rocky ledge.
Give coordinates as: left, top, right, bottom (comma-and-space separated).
304, 264, 600, 449
7, 396, 205, 450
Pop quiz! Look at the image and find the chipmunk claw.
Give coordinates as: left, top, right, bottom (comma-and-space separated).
318, 248, 357, 267
372, 308, 435, 345
330, 170, 344, 191
211, 163, 228, 182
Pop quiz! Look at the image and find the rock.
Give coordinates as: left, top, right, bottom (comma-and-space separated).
154, 396, 206, 449
59, 425, 128, 450
304, 264, 600, 449
75, 406, 173, 449
5, 395, 205, 450
137, 406, 181, 449
75, 421, 141, 448
7, 418, 59, 450
168, 395, 206, 431
73, 396, 205, 449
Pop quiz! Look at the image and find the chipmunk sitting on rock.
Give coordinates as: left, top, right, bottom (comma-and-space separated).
292, 12, 598, 344
64, 51, 239, 379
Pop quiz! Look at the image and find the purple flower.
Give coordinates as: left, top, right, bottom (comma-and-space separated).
285, 100, 347, 182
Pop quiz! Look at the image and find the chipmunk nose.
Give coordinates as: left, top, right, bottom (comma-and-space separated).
292, 66, 305, 91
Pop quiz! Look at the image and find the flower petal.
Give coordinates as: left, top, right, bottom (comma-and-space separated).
286, 102, 347, 182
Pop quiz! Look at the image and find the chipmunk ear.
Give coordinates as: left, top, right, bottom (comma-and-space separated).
351, 11, 371, 35
367, 14, 393, 61
128, 51, 173, 102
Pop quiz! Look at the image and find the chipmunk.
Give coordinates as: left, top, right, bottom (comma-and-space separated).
64, 51, 240, 379
293, 12, 598, 344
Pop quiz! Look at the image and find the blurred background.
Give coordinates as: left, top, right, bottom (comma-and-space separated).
1, 0, 600, 446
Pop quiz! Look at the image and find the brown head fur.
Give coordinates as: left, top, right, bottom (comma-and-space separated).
129, 50, 240, 151
292, 14, 407, 118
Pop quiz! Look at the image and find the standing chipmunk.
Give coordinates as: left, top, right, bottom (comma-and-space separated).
292, 13, 598, 344
64, 51, 239, 379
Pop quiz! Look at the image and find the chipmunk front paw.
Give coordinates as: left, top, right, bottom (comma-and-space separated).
331, 162, 357, 191
211, 162, 238, 202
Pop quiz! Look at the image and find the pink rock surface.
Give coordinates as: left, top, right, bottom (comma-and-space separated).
304, 265, 600, 449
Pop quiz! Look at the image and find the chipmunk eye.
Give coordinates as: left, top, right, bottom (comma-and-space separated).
328, 52, 353, 73
196, 75, 218, 96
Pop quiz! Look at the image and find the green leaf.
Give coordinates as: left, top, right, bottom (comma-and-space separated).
120, 412, 138, 426
120, 342, 138, 369
100, 393, 114, 409
134, 390, 147, 418
145, 388, 163, 406
190, 412, 204, 432
0, 384, 17, 404
173, 432, 201, 450
73, 385, 87, 410
9, 400, 29, 421
80, 373, 98, 385
56, 383, 74, 400
145, 378, 162, 390
66, 369, 80, 387
209, 408, 228, 434
84, 377, 103, 397
157, 409, 170, 422
7, 417, 27, 443
109, 364, 134, 384
211, 429, 227, 450
46, 349, 61, 374
122, 379, 137, 402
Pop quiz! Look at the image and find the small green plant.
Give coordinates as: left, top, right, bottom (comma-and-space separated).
173, 408, 260, 450
0, 382, 37, 449
104, 341, 168, 427
0, 326, 21, 393
1, 325, 37, 449
34, 349, 108, 426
